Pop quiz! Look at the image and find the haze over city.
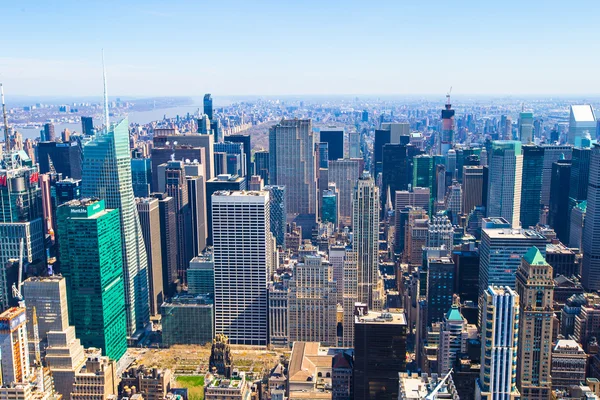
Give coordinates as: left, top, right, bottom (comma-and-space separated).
3, 0, 600, 96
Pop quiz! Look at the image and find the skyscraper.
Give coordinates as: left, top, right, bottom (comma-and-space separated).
205, 174, 246, 245
0, 307, 29, 384
264, 185, 286, 248
352, 173, 380, 310
269, 119, 317, 221
515, 247, 554, 399
152, 193, 178, 296
486, 140, 523, 228
184, 161, 207, 256
519, 144, 544, 228
549, 159, 572, 242
225, 134, 252, 177
349, 131, 360, 159
57, 199, 127, 361
212, 190, 272, 345
462, 165, 484, 216
382, 143, 409, 214
441, 97, 455, 155
37, 141, 83, 180
518, 112, 534, 143
319, 127, 344, 161
541, 144, 572, 208
131, 158, 152, 198
203, 93, 213, 121
426, 256, 455, 325
328, 159, 362, 227
476, 286, 520, 400
214, 141, 246, 177
135, 197, 164, 317
287, 255, 337, 346
81, 116, 94, 136
43, 123, 55, 142
253, 150, 269, 184
568, 105, 597, 146
582, 144, 600, 290
81, 118, 149, 337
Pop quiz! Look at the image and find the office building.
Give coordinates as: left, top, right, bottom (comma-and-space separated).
549, 159, 572, 242
541, 144, 572, 207
184, 161, 207, 256
37, 141, 83, 180
332, 351, 354, 400
426, 256, 455, 325
320, 127, 344, 161
205, 174, 246, 245
288, 255, 337, 346
45, 326, 86, 398
82, 119, 149, 337
382, 143, 409, 213
204, 371, 251, 400
0, 151, 42, 224
321, 188, 338, 226
568, 105, 597, 146
352, 173, 380, 309
341, 251, 358, 347
152, 131, 214, 180
349, 131, 360, 159
161, 295, 214, 346
152, 193, 178, 296
515, 247, 554, 399
479, 218, 547, 299
582, 145, 600, 290
452, 248, 480, 303
0, 307, 29, 384
21, 276, 69, 359
427, 213, 454, 250
70, 349, 118, 400
203, 93, 213, 120
354, 310, 407, 400
395, 188, 430, 249
462, 165, 483, 216
212, 191, 272, 345
214, 141, 246, 177
268, 119, 317, 219
570, 147, 591, 206
520, 144, 544, 228
413, 155, 435, 213
254, 150, 269, 184
476, 286, 519, 400
438, 306, 476, 376
329, 158, 362, 227
268, 283, 288, 347
187, 254, 214, 298
398, 371, 460, 400
119, 365, 172, 400
55, 178, 82, 205
136, 198, 164, 317
486, 141, 523, 228
0, 219, 44, 268
42, 122, 55, 142
81, 116, 94, 135
57, 199, 127, 361
225, 134, 252, 177
519, 112, 534, 143
404, 208, 429, 265
441, 99, 455, 155
264, 185, 286, 248
131, 158, 152, 198
570, 201, 586, 249
551, 340, 587, 390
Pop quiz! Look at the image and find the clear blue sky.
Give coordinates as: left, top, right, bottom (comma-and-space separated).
2, 0, 599, 96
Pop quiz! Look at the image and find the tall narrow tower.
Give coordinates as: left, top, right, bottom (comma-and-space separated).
486, 140, 523, 228
81, 119, 149, 337
440, 90, 455, 155
515, 247, 554, 399
582, 144, 600, 290
352, 172, 380, 310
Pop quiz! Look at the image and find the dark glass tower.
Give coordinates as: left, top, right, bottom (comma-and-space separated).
381, 144, 409, 214
320, 128, 344, 161
37, 142, 83, 180
519, 144, 544, 228
224, 134, 252, 177
254, 150, 269, 184
203, 93, 213, 120
549, 159, 572, 243
81, 116, 94, 135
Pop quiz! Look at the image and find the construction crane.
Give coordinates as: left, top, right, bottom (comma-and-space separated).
425, 369, 453, 400
446, 86, 452, 105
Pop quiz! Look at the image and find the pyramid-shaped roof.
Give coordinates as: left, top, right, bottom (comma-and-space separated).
445, 305, 464, 322
523, 246, 547, 266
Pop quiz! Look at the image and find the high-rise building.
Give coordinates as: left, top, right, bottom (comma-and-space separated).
161, 295, 214, 346
37, 141, 83, 180
394, 187, 430, 248
476, 286, 520, 400
131, 158, 152, 198
413, 155, 435, 212
404, 209, 429, 265
427, 213, 453, 249
569, 201, 586, 249
349, 131, 360, 159
81, 116, 94, 136
0, 307, 29, 384
382, 144, 411, 214
582, 144, 600, 290
321, 188, 338, 226
568, 105, 597, 146
426, 256, 455, 325
212, 190, 272, 345
287, 255, 337, 346
569, 147, 591, 207
320, 127, 344, 161
57, 199, 127, 361
452, 248, 480, 304
441, 98, 455, 155
43, 123, 55, 142
329, 159, 362, 227
486, 141, 523, 228
352, 173, 380, 310
354, 310, 407, 400
71, 349, 118, 400
45, 326, 86, 398
268, 119, 317, 220
462, 165, 484, 216
549, 159, 572, 242
81, 119, 149, 337
268, 283, 288, 347
342, 251, 358, 347
541, 144, 572, 207
55, 178, 82, 205
204, 94, 213, 120
205, 174, 246, 245
135, 198, 164, 317
184, 161, 207, 256
478, 218, 547, 300
225, 134, 252, 177
515, 247, 554, 399
438, 305, 472, 375
264, 185, 286, 249
187, 254, 214, 298
214, 142, 246, 177
152, 193, 178, 296
518, 112, 534, 143
162, 161, 192, 282
519, 144, 544, 228
253, 150, 269, 184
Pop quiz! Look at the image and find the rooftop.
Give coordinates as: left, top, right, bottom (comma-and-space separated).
355, 310, 407, 325
571, 105, 596, 122
523, 246, 548, 266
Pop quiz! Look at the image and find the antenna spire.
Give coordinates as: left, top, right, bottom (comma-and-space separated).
102, 50, 109, 129
1, 83, 10, 154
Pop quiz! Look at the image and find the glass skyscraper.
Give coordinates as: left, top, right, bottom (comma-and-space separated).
265, 185, 286, 248
81, 118, 149, 337
57, 199, 127, 361
519, 144, 544, 228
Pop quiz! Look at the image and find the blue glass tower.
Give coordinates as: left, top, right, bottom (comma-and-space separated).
265, 185, 286, 248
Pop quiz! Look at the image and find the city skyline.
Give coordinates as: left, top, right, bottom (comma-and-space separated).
2, 0, 600, 97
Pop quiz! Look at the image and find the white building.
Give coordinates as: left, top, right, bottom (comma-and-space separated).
568, 105, 597, 146
486, 140, 523, 228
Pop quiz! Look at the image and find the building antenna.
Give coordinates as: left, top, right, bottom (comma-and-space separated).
102, 49, 109, 130
1, 83, 10, 153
